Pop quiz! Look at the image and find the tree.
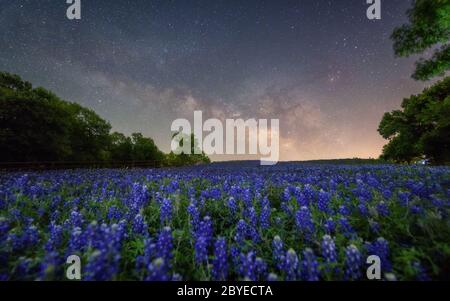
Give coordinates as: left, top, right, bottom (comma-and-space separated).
391, 0, 450, 80
169, 132, 210, 166
378, 77, 450, 164
0, 71, 112, 162
109, 132, 133, 161
131, 133, 165, 162
64, 102, 112, 161
0, 76, 72, 162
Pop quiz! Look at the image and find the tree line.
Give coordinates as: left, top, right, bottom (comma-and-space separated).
0, 72, 209, 166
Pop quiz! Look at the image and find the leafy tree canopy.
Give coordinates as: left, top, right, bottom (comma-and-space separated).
378, 77, 450, 164
391, 0, 450, 80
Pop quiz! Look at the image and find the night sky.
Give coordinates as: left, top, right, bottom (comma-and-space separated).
0, 0, 432, 161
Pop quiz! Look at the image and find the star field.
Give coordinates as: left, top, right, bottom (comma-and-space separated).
0, 0, 430, 161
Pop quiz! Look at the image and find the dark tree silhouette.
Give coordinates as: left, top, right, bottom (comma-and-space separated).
391, 0, 450, 80
378, 77, 450, 164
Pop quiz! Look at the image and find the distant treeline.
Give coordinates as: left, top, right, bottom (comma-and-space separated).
0, 72, 210, 167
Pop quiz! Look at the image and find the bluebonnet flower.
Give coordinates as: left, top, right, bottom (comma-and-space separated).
187, 202, 200, 232
84, 249, 121, 281
267, 273, 278, 281
129, 183, 149, 212
382, 189, 393, 200
295, 188, 309, 208
324, 217, 336, 234
272, 236, 285, 271
339, 217, 355, 238
338, 204, 351, 216
237, 251, 267, 281
255, 257, 268, 279
344, 245, 362, 280
136, 238, 157, 271
212, 238, 228, 280
157, 227, 173, 264
284, 249, 299, 281
107, 206, 123, 221
259, 205, 271, 229
241, 188, 253, 208
0, 218, 10, 243
282, 186, 292, 202
246, 207, 258, 228
145, 257, 170, 281
358, 203, 369, 217
366, 237, 391, 272
398, 191, 411, 207
230, 245, 241, 267
198, 216, 213, 244
376, 201, 390, 217
68, 227, 85, 253
411, 205, 423, 215
44, 222, 63, 252
321, 235, 337, 264
227, 197, 238, 215
15, 257, 33, 279
247, 225, 260, 244
260, 195, 270, 209
234, 219, 247, 244
38, 251, 62, 280
132, 214, 148, 236
194, 235, 209, 264
21, 225, 40, 248
68, 210, 84, 228
300, 248, 320, 281
160, 198, 172, 225
237, 251, 257, 280
412, 261, 431, 281
295, 206, 315, 239
317, 190, 332, 214
369, 220, 380, 233
303, 184, 316, 202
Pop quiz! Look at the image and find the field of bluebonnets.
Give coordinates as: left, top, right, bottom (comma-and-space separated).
0, 162, 449, 281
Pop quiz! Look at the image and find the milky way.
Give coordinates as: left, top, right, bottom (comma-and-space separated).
0, 0, 431, 161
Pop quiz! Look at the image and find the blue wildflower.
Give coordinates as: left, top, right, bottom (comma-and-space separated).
295, 206, 315, 239
366, 237, 391, 272
344, 245, 362, 280
272, 236, 285, 271
321, 235, 337, 264
160, 198, 172, 225
284, 249, 299, 281
212, 237, 228, 280
300, 248, 320, 281
132, 214, 148, 236
157, 227, 173, 264
376, 201, 390, 217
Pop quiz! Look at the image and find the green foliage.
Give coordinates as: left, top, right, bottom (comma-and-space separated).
130, 133, 165, 162
413, 44, 450, 80
391, 0, 450, 80
378, 77, 450, 164
166, 132, 211, 167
